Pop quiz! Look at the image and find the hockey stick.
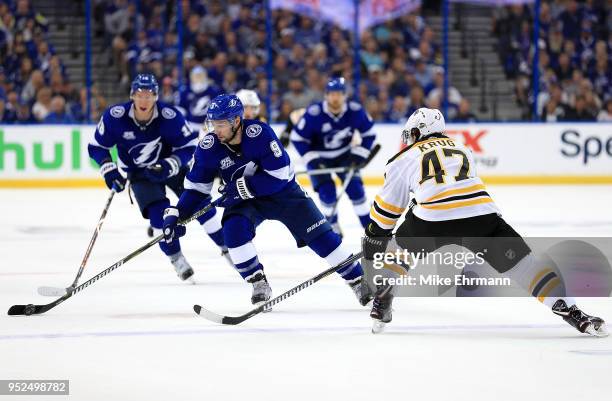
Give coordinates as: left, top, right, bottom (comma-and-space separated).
38, 187, 117, 297
194, 252, 363, 325
8, 198, 221, 316
293, 143, 381, 178
330, 144, 381, 218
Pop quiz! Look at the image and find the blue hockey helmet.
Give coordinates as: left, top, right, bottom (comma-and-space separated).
325, 77, 346, 93
130, 74, 159, 96
206, 94, 244, 122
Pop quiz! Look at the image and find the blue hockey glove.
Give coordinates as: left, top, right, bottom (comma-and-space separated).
144, 156, 181, 183
162, 207, 186, 243
218, 177, 254, 208
100, 161, 126, 192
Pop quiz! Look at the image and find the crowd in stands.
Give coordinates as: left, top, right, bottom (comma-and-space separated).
3, 0, 609, 124
0, 0, 108, 123
97, 0, 464, 123
494, 0, 611, 121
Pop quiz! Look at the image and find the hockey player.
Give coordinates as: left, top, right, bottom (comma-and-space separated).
88, 74, 227, 281
235, 89, 266, 121
162, 94, 372, 306
291, 77, 376, 234
365, 107, 607, 336
177, 66, 222, 132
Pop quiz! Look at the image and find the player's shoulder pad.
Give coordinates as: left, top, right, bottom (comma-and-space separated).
386, 145, 413, 166
198, 134, 216, 151
348, 101, 362, 111
306, 103, 321, 117
107, 102, 128, 119
244, 120, 275, 141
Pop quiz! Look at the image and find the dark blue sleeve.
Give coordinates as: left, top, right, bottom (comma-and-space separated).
290, 110, 320, 166
247, 126, 293, 196
162, 107, 199, 166
354, 108, 376, 150
87, 111, 115, 166
176, 139, 217, 219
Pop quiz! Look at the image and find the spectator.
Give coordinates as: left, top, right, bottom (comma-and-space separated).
563, 95, 596, 121
597, 99, 612, 121
31, 86, 52, 121
385, 95, 408, 123
281, 78, 317, 110
44, 95, 74, 123
453, 99, 478, 122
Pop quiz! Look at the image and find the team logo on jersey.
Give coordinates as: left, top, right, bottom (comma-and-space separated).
190, 96, 211, 116
162, 107, 176, 119
199, 135, 214, 149
245, 124, 262, 138
110, 105, 125, 118
128, 138, 162, 167
307, 104, 320, 116
220, 156, 235, 169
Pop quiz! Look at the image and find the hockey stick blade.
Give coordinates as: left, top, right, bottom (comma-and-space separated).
8, 200, 220, 316
193, 252, 363, 325
37, 286, 71, 297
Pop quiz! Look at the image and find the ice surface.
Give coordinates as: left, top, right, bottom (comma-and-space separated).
1, 185, 611, 400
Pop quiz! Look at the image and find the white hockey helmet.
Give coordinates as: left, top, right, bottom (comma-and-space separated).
235, 89, 261, 116
402, 107, 445, 145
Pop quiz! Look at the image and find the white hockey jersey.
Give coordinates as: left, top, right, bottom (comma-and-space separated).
370, 134, 500, 230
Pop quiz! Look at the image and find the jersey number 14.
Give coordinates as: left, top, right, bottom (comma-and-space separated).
420, 148, 470, 184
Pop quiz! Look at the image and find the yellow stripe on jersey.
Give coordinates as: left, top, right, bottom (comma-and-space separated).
425, 184, 487, 203
374, 195, 405, 214
370, 207, 397, 227
419, 197, 493, 210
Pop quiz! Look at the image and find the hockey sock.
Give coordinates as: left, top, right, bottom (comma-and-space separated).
504, 252, 576, 308
148, 200, 181, 256
224, 215, 262, 280
198, 208, 225, 248
351, 196, 371, 228
309, 230, 363, 281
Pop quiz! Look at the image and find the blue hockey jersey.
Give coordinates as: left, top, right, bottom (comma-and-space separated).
176, 119, 294, 218
88, 101, 198, 172
290, 100, 376, 166
177, 85, 222, 125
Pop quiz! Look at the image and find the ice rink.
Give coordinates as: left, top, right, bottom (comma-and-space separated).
1, 184, 611, 400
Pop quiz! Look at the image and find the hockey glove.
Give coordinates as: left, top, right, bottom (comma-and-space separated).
218, 177, 254, 208
348, 146, 370, 167
100, 161, 126, 192
144, 156, 181, 183
162, 207, 186, 243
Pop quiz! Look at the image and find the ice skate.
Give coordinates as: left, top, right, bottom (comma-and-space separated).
347, 276, 373, 306
249, 273, 272, 312
169, 252, 195, 282
370, 287, 393, 334
552, 300, 608, 337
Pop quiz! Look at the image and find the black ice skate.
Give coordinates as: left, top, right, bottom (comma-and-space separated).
347, 277, 374, 306
169, 252, 195, 282
552, 300, 608, 337
370, 286, 393, 334
248, 273, 272, 312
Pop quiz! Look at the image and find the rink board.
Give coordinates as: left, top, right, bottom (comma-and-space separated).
0, 123, 610, 187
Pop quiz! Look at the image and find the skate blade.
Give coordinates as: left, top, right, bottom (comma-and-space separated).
371, 319, 386, 334
586, 323, 609, 338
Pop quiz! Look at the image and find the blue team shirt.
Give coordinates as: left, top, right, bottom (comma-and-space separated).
177, 85, 222, 124
184, 119, 294, 198
290, 100, 376, 165
88, 101, 198, 172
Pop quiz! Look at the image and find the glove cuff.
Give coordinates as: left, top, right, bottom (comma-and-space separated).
236, 177, 254, 200
163, 206, 180, 220
100, 162, 118, 176
351, 146, 370, 160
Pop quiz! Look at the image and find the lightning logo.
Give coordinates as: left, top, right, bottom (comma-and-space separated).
128, 138, 163, 167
